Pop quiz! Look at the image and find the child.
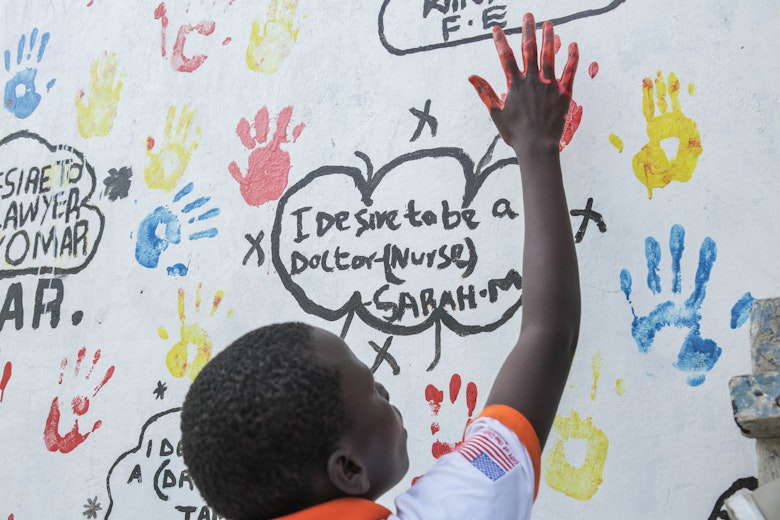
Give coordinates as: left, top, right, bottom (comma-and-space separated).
181, 12, 580, 519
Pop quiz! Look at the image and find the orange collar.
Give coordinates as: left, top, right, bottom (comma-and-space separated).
275, 498, 391, 520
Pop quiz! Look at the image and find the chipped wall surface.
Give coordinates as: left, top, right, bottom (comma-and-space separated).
1, 1, 779, 518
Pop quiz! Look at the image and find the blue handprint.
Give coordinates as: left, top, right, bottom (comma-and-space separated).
135, 182, 219, 276
620, 224, 722, 387
3, 28, 56, 119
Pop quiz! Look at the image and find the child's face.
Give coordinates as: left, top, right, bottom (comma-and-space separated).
311, 327, 409, 500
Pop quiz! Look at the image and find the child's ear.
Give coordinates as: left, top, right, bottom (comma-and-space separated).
327, 448, 370, 496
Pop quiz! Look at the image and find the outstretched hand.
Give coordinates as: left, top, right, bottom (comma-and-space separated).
469, 14, 579, 155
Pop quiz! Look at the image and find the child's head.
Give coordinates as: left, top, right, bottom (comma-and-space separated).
181, 322, 409, 519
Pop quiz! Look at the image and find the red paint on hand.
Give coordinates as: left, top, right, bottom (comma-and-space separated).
560, 100, 583, 151
0, 361, 11, 402
43, 348, 114, 453
228, 106, 305, 206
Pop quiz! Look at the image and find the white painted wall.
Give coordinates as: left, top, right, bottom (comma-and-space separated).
1, 1, 778, 518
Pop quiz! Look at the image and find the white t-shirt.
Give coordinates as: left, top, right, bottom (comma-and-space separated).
389, 405, 540, 520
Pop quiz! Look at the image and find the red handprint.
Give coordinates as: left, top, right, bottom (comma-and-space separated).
228, 106, 304, 206
43, 347, 115, 454
0, 361, 11, 402
425, 373, 478, 459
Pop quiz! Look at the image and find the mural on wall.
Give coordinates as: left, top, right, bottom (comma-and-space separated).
378, 0, 627, 55
105, 408, 220, 519
544, 352, 611, 501
619, 224, 745, 386
228, 105, 305, 207
271, 143, 528, 369
2, 1, 775, 518
610, 71, 702, 199
3, 28, 56, 119
0, 132, 104, 331
135, 181, 220, 276
246, 0, 301, 74
75, 52, 123, 139
44, 346, 115, 454
158, 283, 227, 381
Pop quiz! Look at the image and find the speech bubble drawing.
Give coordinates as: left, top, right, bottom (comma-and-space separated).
378, 0, 627, 55
104, 408, 221, 519
272, 143, 525, 340
0, 131, 104, 279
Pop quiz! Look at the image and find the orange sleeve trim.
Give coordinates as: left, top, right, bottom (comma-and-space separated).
274, 497, 391, 519
478, 404, 542, 500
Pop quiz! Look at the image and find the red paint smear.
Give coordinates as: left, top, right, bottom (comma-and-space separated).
432, 440, 457, 459
449, 374, 461, 403
559, 99, 583, 151
71, 395, 90, 416
43, 397, 101, 453
87, 348, 102, 380
411, 475, 423, 486
146, 136, 155, 150
222, 37, 232, 45
93, 365, 115, 397
229, 106, 303, 206
171, 20, 216, 73
430, 422, 440, 435
466, 381, 477, 418
0, 361, 11, 402
553, 34, 561, 54
86, 0, 94, 6
154, 3, 169, 58
588, 61, 599, 79
74, 347, 86, 377
425, 384, 444, 415
9, 515, 15, 520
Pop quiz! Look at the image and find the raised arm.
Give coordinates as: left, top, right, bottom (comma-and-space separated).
469, 14, 581, 449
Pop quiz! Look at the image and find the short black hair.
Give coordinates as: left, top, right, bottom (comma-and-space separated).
181, 322, 347, 519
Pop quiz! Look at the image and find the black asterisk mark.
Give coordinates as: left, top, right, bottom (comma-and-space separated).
409, 99, 437, 142
243, 230, 265, 266
83, 497, 102, 519
153, 380, 167, 400
103, 166, 132, 201
570, 197, 606, 243
369, 337, 400, 375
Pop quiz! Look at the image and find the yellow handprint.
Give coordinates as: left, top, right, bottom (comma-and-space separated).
544, 352, 612, 501
630, 71, 702, 199
145, 105, 201, 192
246, 0, 300, 74
74, 52, 123, 138
160, 283, 224, 381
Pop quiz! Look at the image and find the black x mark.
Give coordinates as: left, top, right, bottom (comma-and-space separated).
369, 337, 400, 375
243, 230, 265, 266
409, 99, 438, 142
570, 197, 607, 244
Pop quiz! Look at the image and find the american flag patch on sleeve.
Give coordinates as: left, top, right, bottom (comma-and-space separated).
456, 429, 520, 481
